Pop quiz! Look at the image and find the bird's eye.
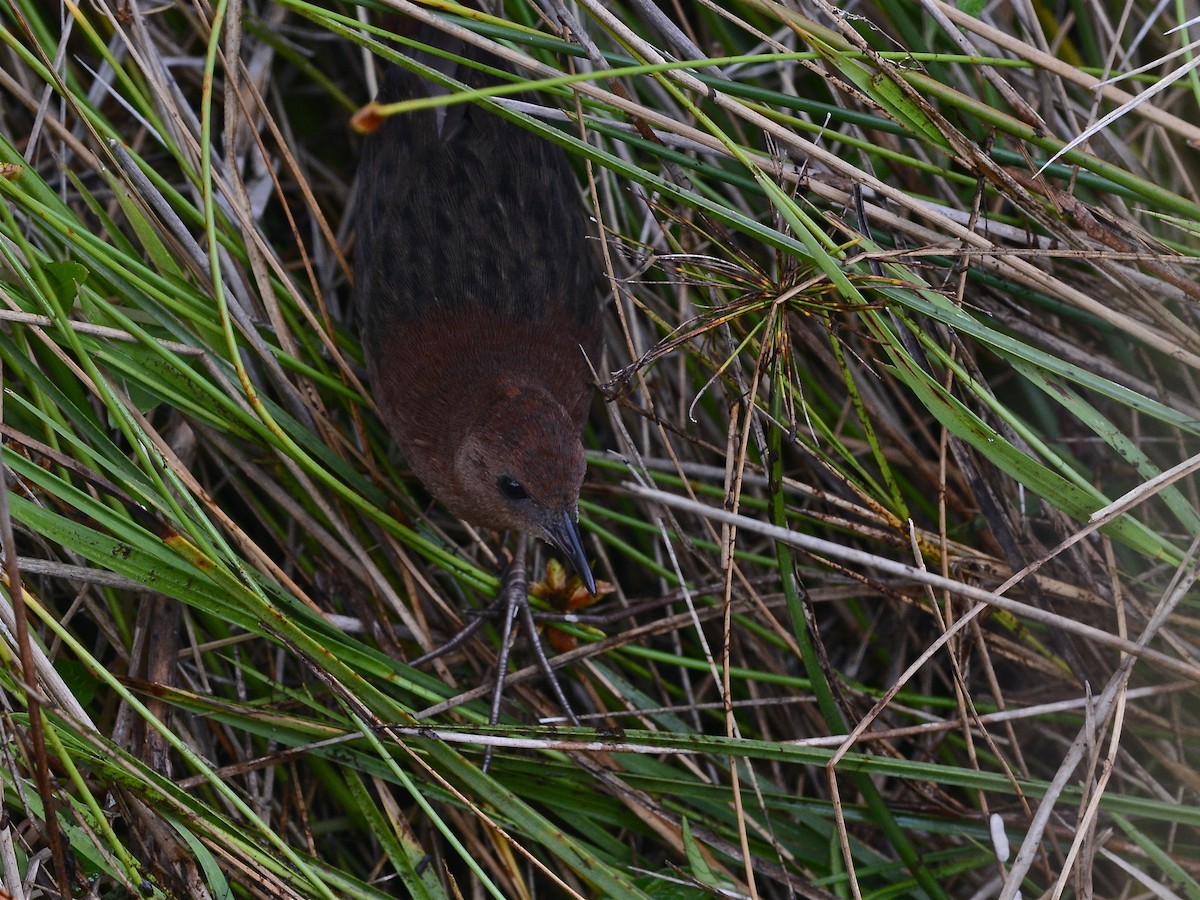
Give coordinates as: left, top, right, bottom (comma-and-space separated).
497, 475, 528, 501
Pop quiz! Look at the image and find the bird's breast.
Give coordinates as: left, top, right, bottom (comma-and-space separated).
365, 311, 596, 458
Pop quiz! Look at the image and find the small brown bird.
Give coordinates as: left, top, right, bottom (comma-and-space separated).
354, 36, 601, 594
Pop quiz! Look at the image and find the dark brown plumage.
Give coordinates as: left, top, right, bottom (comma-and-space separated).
355, 41, 601, 592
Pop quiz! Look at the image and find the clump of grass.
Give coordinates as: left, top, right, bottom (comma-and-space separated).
0, 0, 1198, 896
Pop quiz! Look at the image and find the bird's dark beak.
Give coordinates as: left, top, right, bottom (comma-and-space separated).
546, 508, 597, 595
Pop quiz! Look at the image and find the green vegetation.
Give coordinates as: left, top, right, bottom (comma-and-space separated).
0, 0, 1197, 896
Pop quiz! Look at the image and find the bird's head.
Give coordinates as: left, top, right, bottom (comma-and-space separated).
453, 386, 595, 594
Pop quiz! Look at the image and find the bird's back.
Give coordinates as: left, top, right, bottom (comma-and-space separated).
355, 45, 599, 342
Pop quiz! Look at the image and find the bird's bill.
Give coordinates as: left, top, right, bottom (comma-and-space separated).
546, 509, 597, 596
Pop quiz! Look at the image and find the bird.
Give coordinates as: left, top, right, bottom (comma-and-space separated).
353, 28, 602, 597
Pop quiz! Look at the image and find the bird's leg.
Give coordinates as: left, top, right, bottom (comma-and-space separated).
518, 588, 579, 727
482, 533, 526, 771
481, 534, 580, 770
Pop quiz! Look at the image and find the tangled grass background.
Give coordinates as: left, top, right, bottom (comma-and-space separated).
1, 0, 1199, 896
